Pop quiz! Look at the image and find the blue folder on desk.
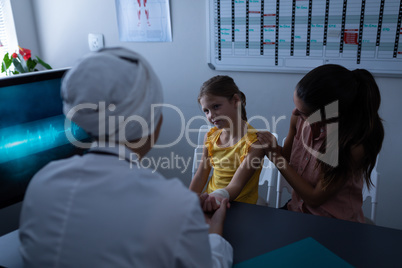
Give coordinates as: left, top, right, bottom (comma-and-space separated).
234, 237, 353, 268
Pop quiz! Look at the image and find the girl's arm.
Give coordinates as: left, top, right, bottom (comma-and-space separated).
202, 142, 264, 211
221, 142, 265, 202
189, 133, 212, 194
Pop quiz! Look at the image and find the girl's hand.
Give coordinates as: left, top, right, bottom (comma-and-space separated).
202, 195, 221, 212
204, 198, 230, 235
199, 193, 230, 235
200, 192, 230, 213
256, 131, 280, 160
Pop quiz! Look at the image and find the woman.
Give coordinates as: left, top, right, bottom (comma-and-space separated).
258, 64, 384, 222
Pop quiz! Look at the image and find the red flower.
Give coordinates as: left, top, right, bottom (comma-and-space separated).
18, 47, 31, 61
12, 53, 18, 58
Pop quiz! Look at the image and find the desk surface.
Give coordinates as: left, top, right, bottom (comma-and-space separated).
2, 203, 402, 267
223, 202, 402, 267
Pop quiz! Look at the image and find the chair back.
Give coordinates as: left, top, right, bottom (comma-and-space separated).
191, 125, 212, 178
275, 137, 293, 208
258, 133, 278, 206
362, 156, 380, 224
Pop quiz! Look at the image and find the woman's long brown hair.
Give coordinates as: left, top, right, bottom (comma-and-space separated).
296, 64, 384, 190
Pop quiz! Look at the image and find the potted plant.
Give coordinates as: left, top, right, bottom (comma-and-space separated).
1, 46, 52, 76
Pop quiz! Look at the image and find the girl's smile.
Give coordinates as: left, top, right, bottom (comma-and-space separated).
199, 94, 240, 129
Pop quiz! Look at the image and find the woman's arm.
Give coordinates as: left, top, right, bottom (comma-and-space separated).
258, 114, 359, 207
189, 133, 212, 194
275, 132, 366, 208
273, 155, 345, 207
256, 113, 298, 162
281, 113, 298, 161
176, 195, 233, 268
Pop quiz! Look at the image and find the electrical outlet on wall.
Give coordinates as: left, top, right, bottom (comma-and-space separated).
88, 33, 104, 51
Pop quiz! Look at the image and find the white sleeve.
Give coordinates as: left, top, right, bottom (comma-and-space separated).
208, 233, 233, 268
174, 196, 233, 268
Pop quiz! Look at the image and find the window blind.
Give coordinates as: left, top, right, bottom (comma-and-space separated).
0, 0, 18, 59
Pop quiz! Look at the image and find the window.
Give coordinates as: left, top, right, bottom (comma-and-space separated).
0, 0, 18, 60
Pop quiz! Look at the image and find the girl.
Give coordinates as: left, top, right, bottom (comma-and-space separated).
190, 75, 265, 210
257, 64, 384, 222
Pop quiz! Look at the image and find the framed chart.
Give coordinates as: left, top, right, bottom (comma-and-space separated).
208, 0, 402, 76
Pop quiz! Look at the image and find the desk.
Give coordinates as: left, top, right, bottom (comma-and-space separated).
2, 203, 402, 267
223, 202, 402, 267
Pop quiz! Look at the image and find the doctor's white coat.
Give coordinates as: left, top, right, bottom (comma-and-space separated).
19, 144, 232, 268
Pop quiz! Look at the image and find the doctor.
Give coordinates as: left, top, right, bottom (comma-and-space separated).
19, 47, 233, 267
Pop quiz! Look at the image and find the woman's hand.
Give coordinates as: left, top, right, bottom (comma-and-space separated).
199, 193, 230, 235
256, 131, 280, 161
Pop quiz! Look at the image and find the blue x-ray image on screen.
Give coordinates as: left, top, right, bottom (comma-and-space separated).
0, 115, 86, 164
0, 69, 89, 209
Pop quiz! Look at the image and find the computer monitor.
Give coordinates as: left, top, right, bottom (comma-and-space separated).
0, 69, 89, 209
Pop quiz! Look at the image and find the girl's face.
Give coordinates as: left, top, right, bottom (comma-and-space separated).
292, 90, 312, 121
199, 94, 240, 129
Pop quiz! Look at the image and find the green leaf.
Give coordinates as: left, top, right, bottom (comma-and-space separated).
35, 56, 52, 70
16, 54, 29, 72
26, 58, 37, 71
2, 61, 7, 73
12, 58, 25, 73
2, 52, 9, 60
2, 52, 12, 71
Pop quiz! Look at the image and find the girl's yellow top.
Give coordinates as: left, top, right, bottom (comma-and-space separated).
205, 123, 262, 204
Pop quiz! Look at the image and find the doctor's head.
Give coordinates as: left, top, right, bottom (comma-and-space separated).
61, 47, 163, 156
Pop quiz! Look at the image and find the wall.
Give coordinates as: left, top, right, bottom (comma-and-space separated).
6, 0, 402, 230
10, 0, 40, 58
